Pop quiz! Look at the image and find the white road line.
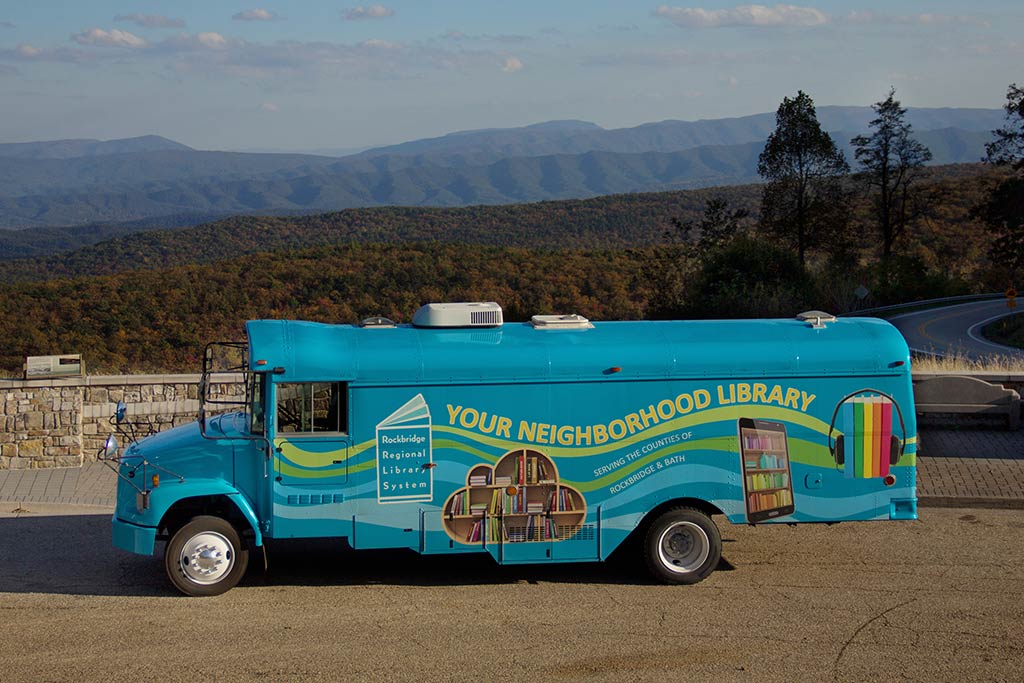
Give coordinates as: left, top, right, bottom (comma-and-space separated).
966, 312, 1024, 354
887, 300, 1022, 358
886, 300, 1005, 322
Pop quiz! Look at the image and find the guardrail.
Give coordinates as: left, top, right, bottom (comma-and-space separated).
841, 292, 1004, 317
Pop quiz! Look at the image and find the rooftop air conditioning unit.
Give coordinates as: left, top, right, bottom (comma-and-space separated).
412, 302, 503, 328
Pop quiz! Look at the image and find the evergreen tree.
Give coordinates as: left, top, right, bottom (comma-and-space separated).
985, 83, 1024, 168
670, 197, 751, 253
757, 91, 850, 266
851, 88, 932, 260
977, 84, 1024, 274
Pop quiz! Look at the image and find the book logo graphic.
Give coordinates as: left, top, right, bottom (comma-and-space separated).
376, 394, 433, 503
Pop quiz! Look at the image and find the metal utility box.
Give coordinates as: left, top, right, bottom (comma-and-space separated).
24, 354, 84, 379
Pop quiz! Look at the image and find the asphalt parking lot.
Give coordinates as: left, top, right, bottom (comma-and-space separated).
1, 504, 1021, 683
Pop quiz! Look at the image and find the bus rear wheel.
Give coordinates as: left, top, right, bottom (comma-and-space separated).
165, 515, 249, 596
644, 507, 721, 584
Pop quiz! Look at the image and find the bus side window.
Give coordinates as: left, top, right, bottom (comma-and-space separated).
276, 382, 347, 435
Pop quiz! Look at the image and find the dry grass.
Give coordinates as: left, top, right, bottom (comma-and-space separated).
911, 351, 1024, 374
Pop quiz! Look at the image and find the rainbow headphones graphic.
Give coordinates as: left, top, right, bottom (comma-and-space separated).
827, 388, 906, 481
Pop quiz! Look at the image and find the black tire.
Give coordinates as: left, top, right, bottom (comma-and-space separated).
643, 507, 721, 585
164, 515, 249, 596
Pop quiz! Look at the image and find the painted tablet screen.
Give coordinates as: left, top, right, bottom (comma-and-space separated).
739, 419, 796, 522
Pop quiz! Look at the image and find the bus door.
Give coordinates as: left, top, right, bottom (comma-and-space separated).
273, 382, 350, 490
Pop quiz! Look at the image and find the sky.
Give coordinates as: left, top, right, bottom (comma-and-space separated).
0, 1, 1020, 151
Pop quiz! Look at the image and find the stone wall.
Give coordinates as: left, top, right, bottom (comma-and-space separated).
2, 371, 1022, 470
0, 374, 244, 470
1, 385, 82, 469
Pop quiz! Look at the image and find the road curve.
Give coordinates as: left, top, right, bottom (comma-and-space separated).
887, 299, 1024, 360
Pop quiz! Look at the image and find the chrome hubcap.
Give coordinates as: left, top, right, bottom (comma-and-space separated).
657, 521, 709, 574
179, 531, 234, 585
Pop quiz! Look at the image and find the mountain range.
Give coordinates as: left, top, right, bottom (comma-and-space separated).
0, 107, 1004, 236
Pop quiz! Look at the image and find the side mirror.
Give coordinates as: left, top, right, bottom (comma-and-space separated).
115, 401, 126, 423
102, 435, 119, 459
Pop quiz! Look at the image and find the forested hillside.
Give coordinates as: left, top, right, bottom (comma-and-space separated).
0, 184, 761, 281
0, 162, 1009, 376
0, 243, 654, 373
0, 163, 994, 283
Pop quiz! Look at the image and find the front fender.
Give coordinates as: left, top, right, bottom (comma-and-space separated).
116, 478, 263, 549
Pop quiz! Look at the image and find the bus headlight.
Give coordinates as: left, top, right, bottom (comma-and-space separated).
102, 435, 119, 459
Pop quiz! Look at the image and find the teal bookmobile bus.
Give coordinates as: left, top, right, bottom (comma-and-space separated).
106, 303, 918, 596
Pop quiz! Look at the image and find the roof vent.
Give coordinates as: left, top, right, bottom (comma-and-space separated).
412, 302, 503, 328
359, 316, 396, 328
797, 310, 837, 329
530, 313, 593, 330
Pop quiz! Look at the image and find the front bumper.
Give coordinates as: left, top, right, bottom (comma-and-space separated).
112, 515, 158, 555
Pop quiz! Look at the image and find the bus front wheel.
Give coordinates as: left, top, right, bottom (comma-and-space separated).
644, 507, 721, 584
165, 515, 249, 596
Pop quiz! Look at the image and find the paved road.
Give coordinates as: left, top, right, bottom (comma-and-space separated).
1, 504, 1022, 683
888, 300, 1024, 360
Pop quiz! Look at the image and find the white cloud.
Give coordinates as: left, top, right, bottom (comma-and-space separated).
913, 13, 989, 27
654, 4, 828, 28
843, 11, 989, 28
72, 28, 147, 49
345, 5, 395, 21
359, 39, 397, 49
502, 56, 523, 73
16, 43, 42, 58
583, 48, 744, 68
0, 42, 90, 63
233, 9, 282, 22
154, 32, 241, 54
441, 30, 531, 44
114, 14, 185, 29
259, 102, 279, 112
196, 32, 230, 50
1, 30, 518, 82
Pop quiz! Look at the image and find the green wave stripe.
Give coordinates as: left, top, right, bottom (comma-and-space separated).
271, 402, 917, 478
276, 440, 913, 482
273, 437, 378, 469
435, 404, 916, 460
436, 405, 831, 458
561, 435, 819, 492
563, 440, 693, 492
563, 436, 913, 493
432, 439, 498, 463
277, 458, 377, 480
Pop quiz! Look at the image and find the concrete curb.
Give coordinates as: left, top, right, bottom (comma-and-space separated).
918, 496, 1024, 510
1, 501, 113, 516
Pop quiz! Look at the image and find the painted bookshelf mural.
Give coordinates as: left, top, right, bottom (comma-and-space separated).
442, 448, 586, 545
